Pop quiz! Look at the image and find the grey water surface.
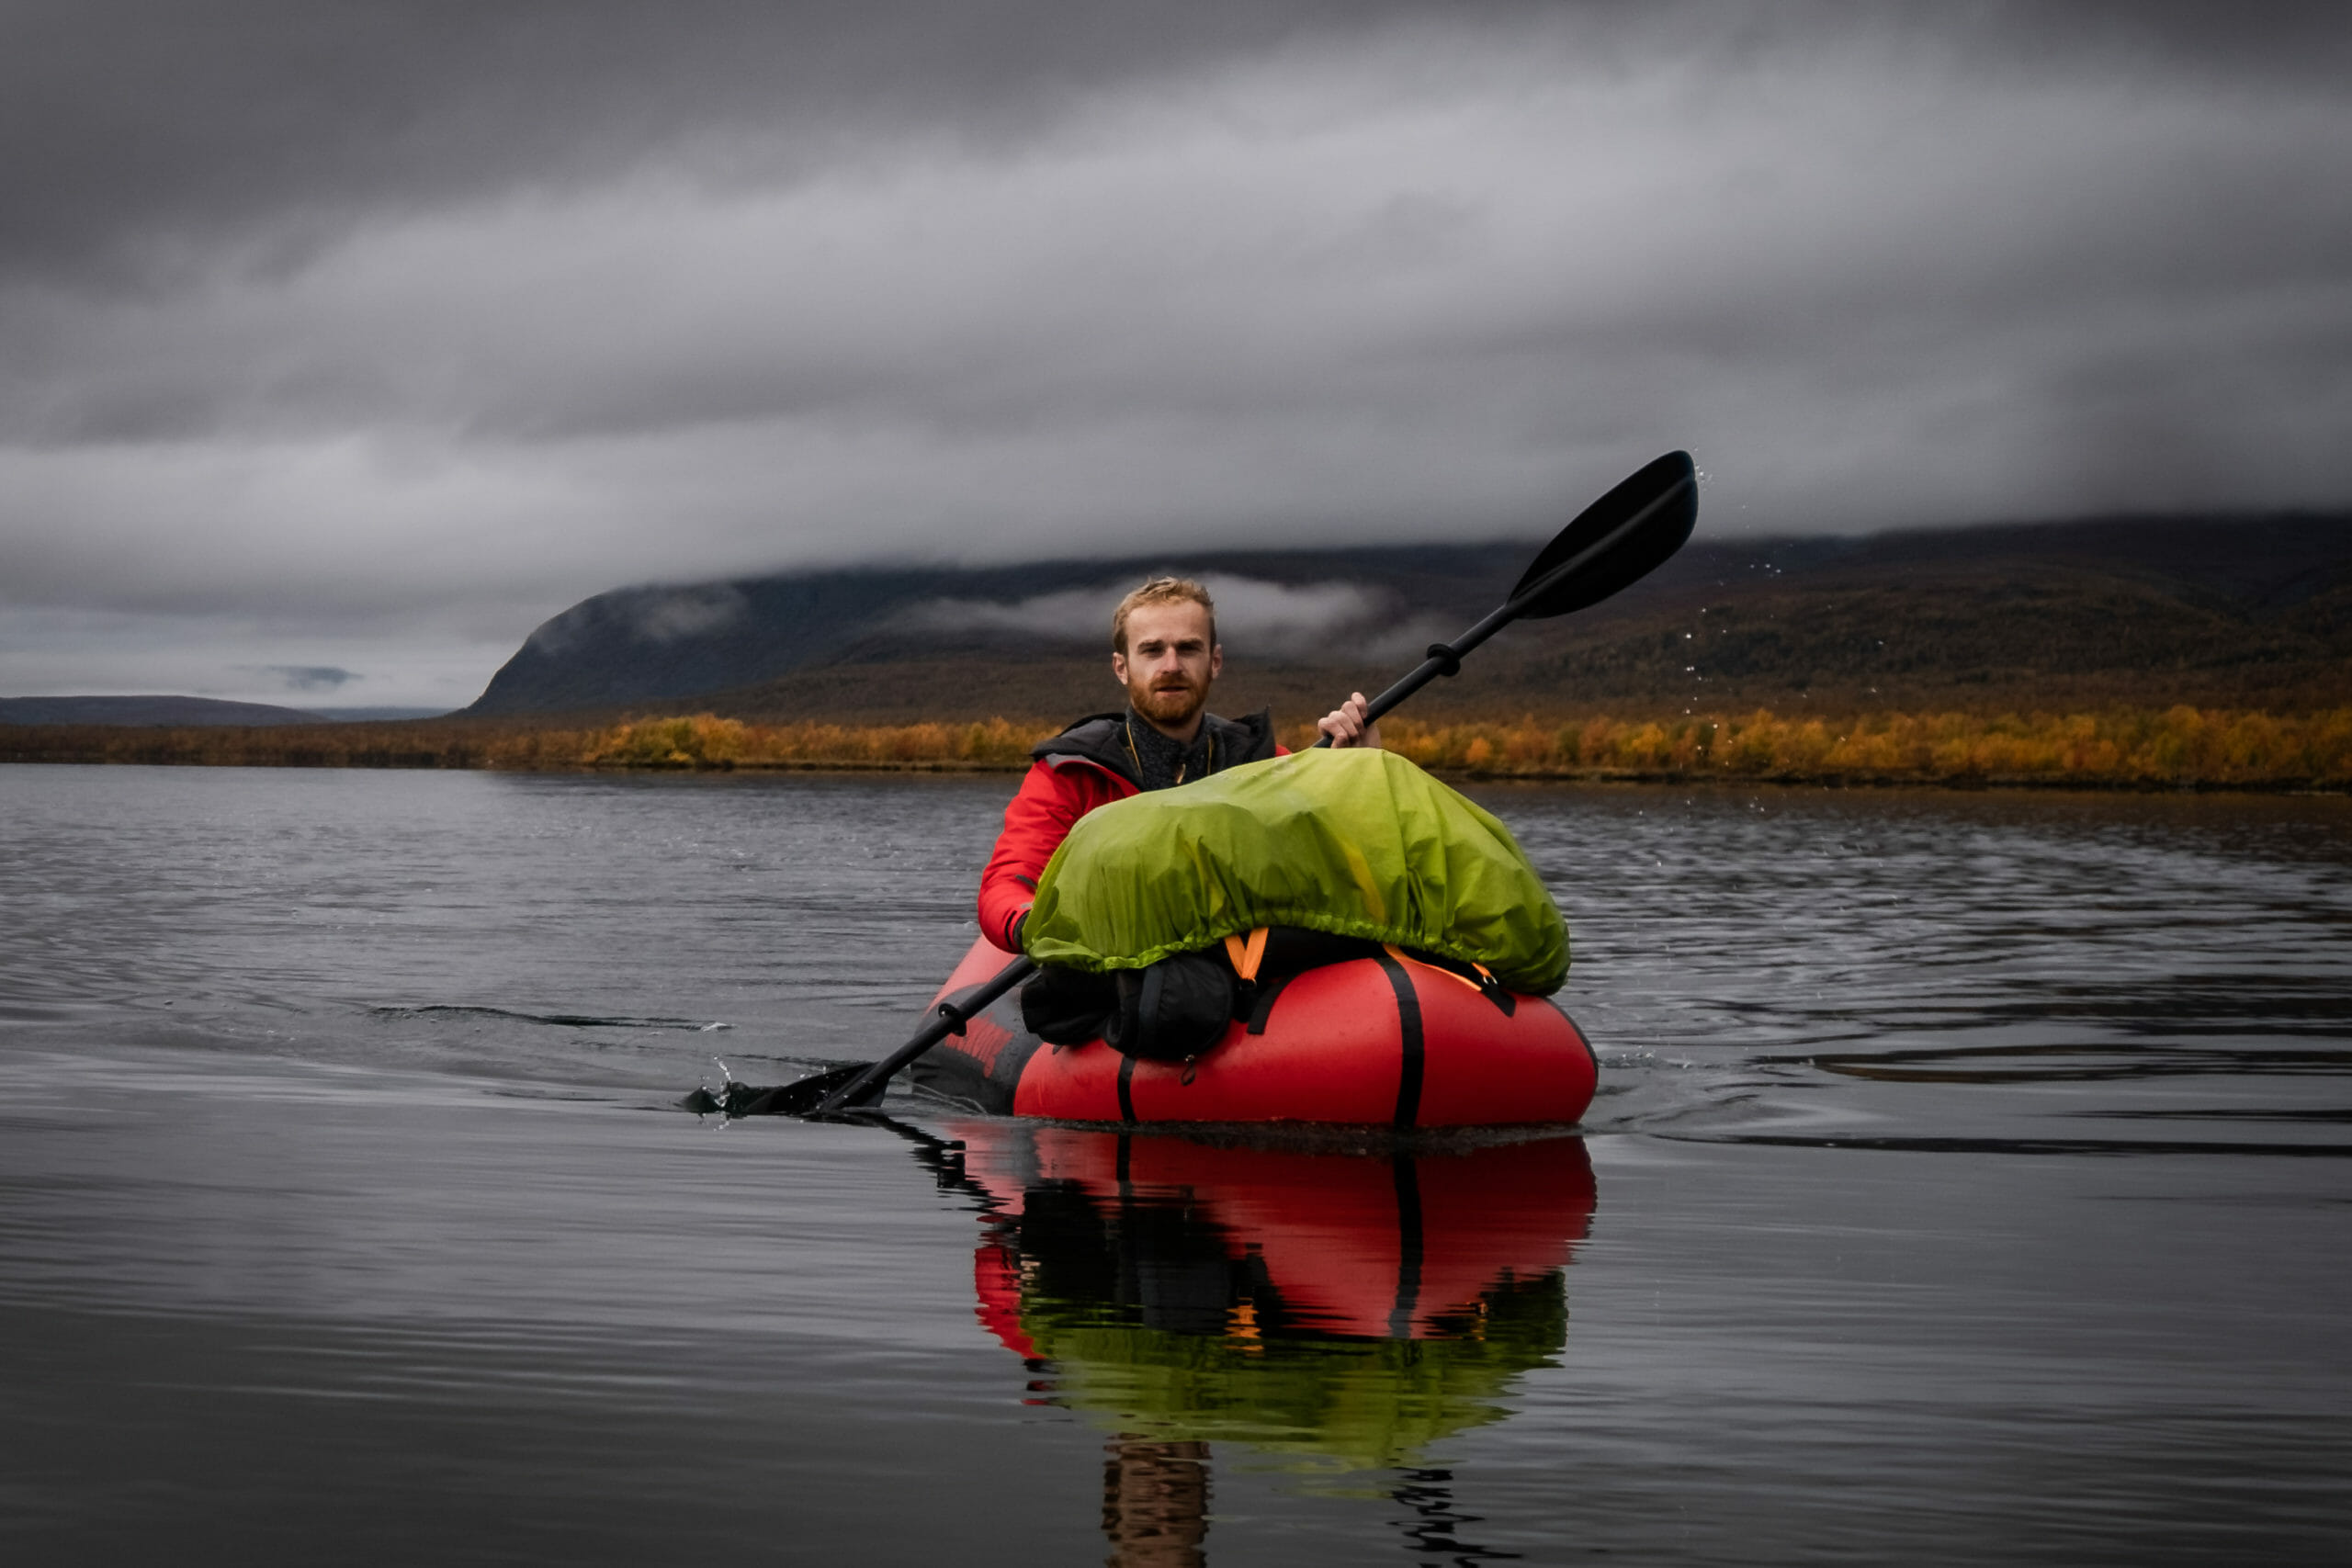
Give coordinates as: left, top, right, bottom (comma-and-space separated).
1, 764, 2346, 1564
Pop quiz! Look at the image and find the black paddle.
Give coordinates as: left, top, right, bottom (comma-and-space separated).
677, 955, 1035, 1116
700, 450, 1698, 1119
1313, 448, 1699, 744
716, 953, 1035, 1116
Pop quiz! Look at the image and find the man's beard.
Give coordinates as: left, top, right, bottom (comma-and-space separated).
1129, 671, 1207, 728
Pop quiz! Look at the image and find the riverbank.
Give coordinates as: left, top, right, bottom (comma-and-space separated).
6, 705, 2348, 791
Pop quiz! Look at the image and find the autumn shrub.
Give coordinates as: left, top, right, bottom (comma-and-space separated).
7, 706, 2348, 787
1283, 707, 2352, 788
575, 715, 1055, 769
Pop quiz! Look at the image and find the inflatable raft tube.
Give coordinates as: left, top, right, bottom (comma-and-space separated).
910, 935, 1599, 1127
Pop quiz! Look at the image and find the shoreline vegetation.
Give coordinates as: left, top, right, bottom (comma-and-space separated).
5, 705, 2349, 792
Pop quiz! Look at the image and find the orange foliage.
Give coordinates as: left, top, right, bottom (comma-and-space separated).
575, 714, 1049, 769
6, 706, 2349, 789
1282, 706, 2352, 789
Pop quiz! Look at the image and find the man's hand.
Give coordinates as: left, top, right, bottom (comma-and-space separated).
1317, 692, 1382, 750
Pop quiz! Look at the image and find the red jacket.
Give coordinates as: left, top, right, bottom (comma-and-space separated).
979, 709, 1283, 953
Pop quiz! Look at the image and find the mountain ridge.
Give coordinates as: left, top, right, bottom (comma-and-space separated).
463, 513, 2352, 723
0, 695, 331, 728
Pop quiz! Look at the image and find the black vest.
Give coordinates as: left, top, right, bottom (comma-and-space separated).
1031, 707, 1280, 791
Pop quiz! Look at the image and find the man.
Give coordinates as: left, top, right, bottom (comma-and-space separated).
978, 576, 1379, 953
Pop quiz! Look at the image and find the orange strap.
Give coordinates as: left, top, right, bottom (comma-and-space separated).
1382, 943, 1496, 996
1223, 926, 1271, 983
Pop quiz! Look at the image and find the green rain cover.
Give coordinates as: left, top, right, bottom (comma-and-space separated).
1023, 748, 1569, 995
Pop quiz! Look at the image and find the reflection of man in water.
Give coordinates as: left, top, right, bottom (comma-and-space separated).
1102, 1438, 1210, 1568
978, 1143, 1571, 1566
887, 1119, 1589, 1565
977, 577, 1381, 954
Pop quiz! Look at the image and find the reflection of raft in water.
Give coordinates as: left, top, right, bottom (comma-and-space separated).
913, 935, 1600, 1128
944, 1120, 1597, 1471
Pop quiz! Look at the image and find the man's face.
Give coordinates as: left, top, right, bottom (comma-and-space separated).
1113, 601, 1222, 731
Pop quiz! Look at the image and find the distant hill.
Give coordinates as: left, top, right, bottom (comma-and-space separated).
466, 544, 1532, 715
0, 695, 331, 728
465, 513, 2352, 723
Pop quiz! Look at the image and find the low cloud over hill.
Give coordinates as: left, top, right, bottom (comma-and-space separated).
467, 514, 2352, 725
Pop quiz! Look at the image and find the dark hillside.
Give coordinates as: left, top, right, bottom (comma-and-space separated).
463, 545, 1531, 715
1491, 514, 2352, 716
466, 513, 2352, 724
0, 695, 326, 728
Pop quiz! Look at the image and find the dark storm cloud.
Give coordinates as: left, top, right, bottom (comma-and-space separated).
0, 0, 1435, 286
1, 1, 2348, 704
7, 1, 2344, 286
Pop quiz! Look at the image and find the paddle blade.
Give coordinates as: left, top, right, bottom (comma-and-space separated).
680, 1062, 869, 1117
1508, 450, 1698, 619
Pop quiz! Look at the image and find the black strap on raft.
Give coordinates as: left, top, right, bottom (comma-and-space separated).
1385, 947, 1517, 1017
1474, 967, 1516, 1015
1243, 974, 1294, 1035
1116, 1051, 1138, 1122
1372, 948, 1426, 1130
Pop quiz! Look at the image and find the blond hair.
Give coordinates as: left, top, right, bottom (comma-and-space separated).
1111, 577, 1216, 654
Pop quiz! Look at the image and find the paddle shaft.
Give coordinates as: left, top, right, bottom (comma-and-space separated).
813, 953, 1037, 1112
1316, 478, 1691, 746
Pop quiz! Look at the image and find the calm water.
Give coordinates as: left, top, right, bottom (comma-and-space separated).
2, 764, 2346, 1564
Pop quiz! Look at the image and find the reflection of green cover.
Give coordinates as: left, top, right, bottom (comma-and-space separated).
1020, 1276, 1566, 1471
1023, 749, 1570, 995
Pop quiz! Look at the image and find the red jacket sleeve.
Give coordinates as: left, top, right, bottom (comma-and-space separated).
978, 760, 1135, 952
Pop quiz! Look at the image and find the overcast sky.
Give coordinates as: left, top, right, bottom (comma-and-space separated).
4, 1, 2347, 707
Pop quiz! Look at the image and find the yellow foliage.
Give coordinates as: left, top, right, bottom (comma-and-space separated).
7, 705, 2351, 790
1279, 706, 2352, 788
578, 714, 1049, 769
